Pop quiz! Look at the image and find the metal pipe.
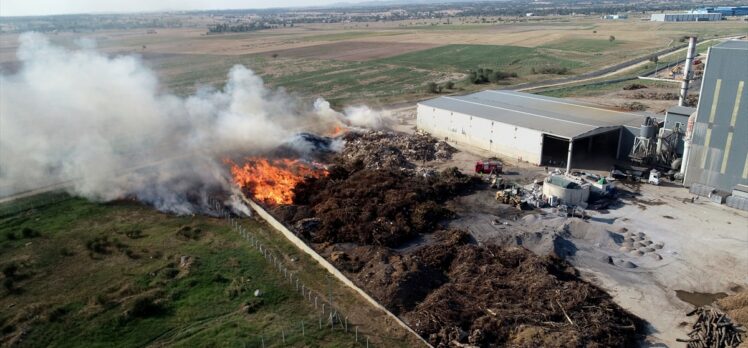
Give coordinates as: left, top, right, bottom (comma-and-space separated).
680, 112, 696, 175
679, 36, 698, 106
566, 140, 573, 174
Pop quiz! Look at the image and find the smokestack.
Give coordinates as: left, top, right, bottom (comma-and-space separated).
679, 36, 697, 107
679, 112, 696, 175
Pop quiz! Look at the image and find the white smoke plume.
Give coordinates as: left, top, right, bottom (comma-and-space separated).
0, 33, 386, 214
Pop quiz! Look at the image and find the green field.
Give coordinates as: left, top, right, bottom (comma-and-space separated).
377, 44, 585, 74
540, 38, 625, 52
0, 194, 358, 347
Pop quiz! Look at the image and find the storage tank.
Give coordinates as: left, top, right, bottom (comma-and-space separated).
640, 117, 657, 138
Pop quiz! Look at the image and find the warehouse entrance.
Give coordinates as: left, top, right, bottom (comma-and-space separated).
542, 129, 622, 172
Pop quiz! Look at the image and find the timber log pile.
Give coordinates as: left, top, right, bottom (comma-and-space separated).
678, 307, 746, 348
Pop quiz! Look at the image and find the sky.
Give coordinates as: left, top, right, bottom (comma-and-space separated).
0, 0, 368, 17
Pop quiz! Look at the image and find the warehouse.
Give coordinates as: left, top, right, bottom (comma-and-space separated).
683, 40, 748, 195
417, 91, 650, 173
650, 13, 722, 22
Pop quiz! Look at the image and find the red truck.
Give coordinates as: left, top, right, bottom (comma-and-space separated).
475, 160, 502, 174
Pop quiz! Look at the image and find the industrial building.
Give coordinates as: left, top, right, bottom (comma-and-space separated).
650, 13, 722, 22
416, 91, 651, 173
698, 6, 748, 17
683, 40, 748, 195
601, 14, 627, 20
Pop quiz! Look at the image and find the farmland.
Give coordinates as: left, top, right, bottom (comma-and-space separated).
2, 16, 746, 105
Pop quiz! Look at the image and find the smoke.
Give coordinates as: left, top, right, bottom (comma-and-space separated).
0, 33, 387, 214
313, 98, 391, 130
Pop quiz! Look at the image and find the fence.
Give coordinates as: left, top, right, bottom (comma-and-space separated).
209, 197, 396, 348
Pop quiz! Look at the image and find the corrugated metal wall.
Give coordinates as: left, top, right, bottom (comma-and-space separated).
684, 42, 748, 192
416, 104, 544, 164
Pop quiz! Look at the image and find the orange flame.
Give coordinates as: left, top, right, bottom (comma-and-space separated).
228, 158, 326, 205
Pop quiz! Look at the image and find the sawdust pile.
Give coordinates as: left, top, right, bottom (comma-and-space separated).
717, 291, 748, 329
340, 130, 456, 170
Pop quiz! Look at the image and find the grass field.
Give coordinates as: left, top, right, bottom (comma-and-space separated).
0, 194, 359, 347
377, 44, 584, 74
540, 38, 625, 52
3, 17, 744, 106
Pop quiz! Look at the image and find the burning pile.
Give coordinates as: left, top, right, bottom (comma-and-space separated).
228, 158, 327, 205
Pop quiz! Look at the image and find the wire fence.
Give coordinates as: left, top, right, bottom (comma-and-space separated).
209, 197, 377, 348
0, 191, 72, 218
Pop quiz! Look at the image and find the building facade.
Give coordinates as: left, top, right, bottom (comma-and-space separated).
683, 40, 748, 192
651, 13, 722, 22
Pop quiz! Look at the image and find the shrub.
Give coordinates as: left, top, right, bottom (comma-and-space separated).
2, 263, 18, 278
3, 278, 14, 292
125, 230, 143, 239
86, 236, 113, 254
21, 228, 40, 238
4, 231, 16, 241
533, 66, 569, 75
176, 226, 202, 240
444, 81, 455, 89
426, 82, 441, 94
130, 296, 166, 318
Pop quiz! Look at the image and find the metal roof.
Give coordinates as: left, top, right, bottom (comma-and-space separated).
667, 106, 697, 116
418, 90, 650, 139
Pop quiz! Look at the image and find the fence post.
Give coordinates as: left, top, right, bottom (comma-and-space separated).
302, 321, 305, 337
356, 327, 358, 342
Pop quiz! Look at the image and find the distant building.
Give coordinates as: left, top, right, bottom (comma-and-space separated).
699, 6, 748, 17
683, 41, 748, 194
601, 14, 628, 20
651, 13, 722, 22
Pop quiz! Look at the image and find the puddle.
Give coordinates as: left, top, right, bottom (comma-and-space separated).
675, 290, 728, 307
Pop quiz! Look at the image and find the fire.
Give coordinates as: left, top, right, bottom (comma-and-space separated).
228, 157, 326, 205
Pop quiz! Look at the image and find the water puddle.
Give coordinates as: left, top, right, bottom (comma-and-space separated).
675, 290, 728, 307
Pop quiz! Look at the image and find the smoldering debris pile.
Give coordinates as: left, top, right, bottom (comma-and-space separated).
407, 231, 642, 347
281, 165, 478, 246
323, 230, 643, 347
267, 131, 643, 347
678, 307, 745, 348
340, 131, 456, 170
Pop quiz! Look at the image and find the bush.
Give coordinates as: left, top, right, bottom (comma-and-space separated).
125, 230, 143, 239
2, 263, 18, 278
130, 296, 166, 318
21, 228, 40, 238
86, 236, 113, 254
426, 82, 441, 94
444, 81, 455, 89
468, 68, 514, 84
4, 231, 16, 241
60, 247, 75, 257
3, 278, 14, 293
176, 226, 202, 240
532, 66, 569, 75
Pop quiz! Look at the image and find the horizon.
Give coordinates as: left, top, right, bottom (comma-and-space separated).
0, 0, 395, 18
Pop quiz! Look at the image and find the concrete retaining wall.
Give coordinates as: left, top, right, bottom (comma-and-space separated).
246, 199, 432, 348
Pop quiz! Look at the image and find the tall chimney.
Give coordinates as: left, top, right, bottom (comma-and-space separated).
679, 36, 697, 107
